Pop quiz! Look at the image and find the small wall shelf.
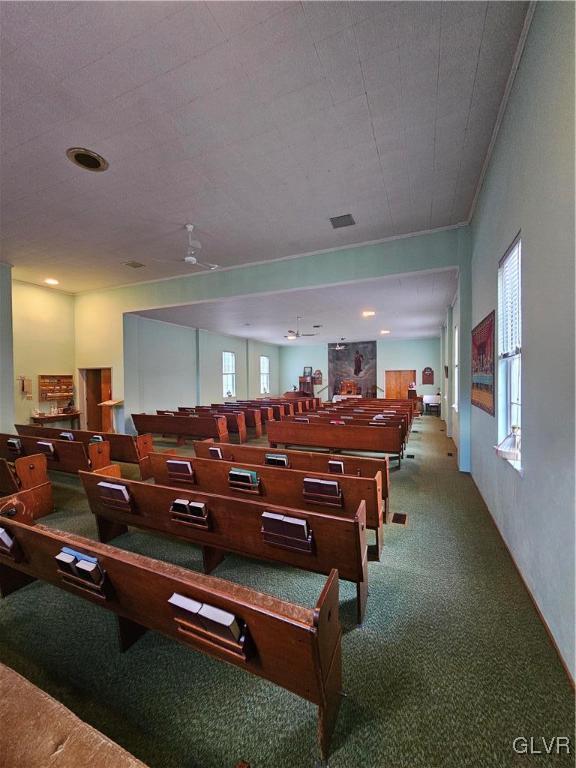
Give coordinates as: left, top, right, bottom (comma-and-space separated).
38, 374, 74, 402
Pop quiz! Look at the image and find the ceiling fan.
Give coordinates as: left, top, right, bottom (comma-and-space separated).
182, 224, 219, 271
333, 337, 347, 350
284, 317, 321, 340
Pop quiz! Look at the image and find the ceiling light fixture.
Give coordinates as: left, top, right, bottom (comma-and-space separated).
286, 334, 296, 340
44, 278, 59, 286
362, 310, 376, 317
380, 329, 391, 335
66, 147, 109, 172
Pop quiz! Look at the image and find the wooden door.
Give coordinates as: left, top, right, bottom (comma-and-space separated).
385, 370, 416, 399
85, 368, 112, 430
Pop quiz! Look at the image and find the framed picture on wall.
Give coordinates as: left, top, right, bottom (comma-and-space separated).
471, 310, 495, 415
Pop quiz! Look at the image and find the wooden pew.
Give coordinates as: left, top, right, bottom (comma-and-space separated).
206, 406, 263, 437
15, 424, 153, 479
286, 413, 409, 453
222, 403, 274, 426
0, 456, 53, 519
0, 433, 111, 475
80, 467, 368, 623
0, 517, 342, 762
149, 453, 384, 559
194, 439, 391, 521
132, 413, 229, 445
158, 409, 248, 444
266, 419, 404, 467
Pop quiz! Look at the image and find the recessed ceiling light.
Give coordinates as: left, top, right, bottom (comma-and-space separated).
66, 147, 109, 172
44, 278, 59, 286
380, 329, 391, 335
362, 310, 376, 317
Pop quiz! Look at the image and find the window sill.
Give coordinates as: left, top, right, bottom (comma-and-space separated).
498, 454, 524, 477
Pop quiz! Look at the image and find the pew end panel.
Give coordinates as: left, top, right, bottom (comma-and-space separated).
88, 442, 112, 471
312, 568, 343, 763
13, 454, 49, 490
0, 482, 54, 524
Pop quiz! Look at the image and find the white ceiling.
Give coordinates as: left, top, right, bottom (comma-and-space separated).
1, 2, 528, 292
133, 267, 459, 344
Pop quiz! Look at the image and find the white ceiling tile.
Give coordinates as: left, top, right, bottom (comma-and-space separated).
1, 0, 528, 292
302, 1, 353, 41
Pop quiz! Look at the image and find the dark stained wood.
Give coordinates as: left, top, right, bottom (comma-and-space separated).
15, 425, 154, 480
0, 433, 111, 475
80, 468, 369, 622
0, 482, 54, 522
132, 413, 229, 444
194, 439, 390, 535
30, 411, 81, 428
0, 517, 342, 761
266, 419, 404, 467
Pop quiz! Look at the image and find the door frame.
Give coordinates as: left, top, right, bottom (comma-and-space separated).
77, 367, 113, 430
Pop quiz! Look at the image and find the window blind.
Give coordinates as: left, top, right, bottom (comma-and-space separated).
260, 356, 270, 374
222, 351, 236, 374
498, 239, 521, 357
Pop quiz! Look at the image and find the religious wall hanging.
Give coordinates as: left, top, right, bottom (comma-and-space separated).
471, 310, 495, 415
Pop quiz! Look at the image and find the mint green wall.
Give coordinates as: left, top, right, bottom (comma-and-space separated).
469, 3, 575, 679
122, 319, 281, 428
123, 316, 197, 422
198, 330, 248, 404
12, 280, 75, 426
280, 338, 441, 401
279, 344, 328, 397
247, 340, 280, 397
377, 338, 441, 397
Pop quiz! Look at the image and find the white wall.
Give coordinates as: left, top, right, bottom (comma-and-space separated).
470, 3, 575, 679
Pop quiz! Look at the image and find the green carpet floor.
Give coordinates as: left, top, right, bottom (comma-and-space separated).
0, 417, 573, 767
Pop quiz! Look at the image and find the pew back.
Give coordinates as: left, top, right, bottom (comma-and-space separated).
14, 425, 153, 478
132, 413, 229, 443
0, 517, 341, 760
266, 420, 403, 466
80, 469, 368, 621
0, 434, 111, 474
193, 439, 390, 516
149, 453, 383, 557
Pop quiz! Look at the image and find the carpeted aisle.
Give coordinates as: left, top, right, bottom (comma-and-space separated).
0, 416, 573, 767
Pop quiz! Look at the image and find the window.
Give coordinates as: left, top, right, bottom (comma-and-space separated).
259, 355, 270, 394
453, 325, 459, 411
222, 351, 236, 398
498, 237, 522, 466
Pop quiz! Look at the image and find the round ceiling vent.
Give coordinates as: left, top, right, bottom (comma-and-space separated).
66, 147, 109, 172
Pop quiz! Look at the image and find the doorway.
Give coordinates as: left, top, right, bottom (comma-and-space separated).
79, 368, 112, 430
385, 370, 416, 399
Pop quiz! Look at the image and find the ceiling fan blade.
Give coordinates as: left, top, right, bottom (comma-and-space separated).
301, 333, 317, 336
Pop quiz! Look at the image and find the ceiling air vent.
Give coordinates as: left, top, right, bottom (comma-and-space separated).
123, 261, 145, 269
329, 214, 355, 229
